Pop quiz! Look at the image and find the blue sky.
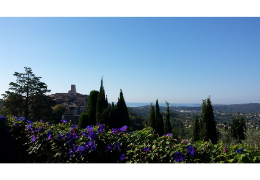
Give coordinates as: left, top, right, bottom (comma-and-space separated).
1, 17, 260, 104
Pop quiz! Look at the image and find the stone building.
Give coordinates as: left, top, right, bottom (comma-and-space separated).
49, 85, 89, 123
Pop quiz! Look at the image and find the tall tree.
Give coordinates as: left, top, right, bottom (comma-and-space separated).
192, 113, 200, 141
164, 101, 172, 134
86, 90, 99, 125
205, 97, 218, 144
148, 103, 155, 129
96, 78, 108, 124
199, 97, 218, 144
116, 89, 129, 127
1, 67, 53, 120
239, 116, 247, 141
231, 115, 247, 142
154, 99, 164, 136
199, 100, 207, 140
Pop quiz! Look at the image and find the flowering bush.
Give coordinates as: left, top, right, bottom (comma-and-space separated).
1, 115, 260, 163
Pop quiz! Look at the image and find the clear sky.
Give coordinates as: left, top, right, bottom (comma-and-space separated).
1, 17, 260, 104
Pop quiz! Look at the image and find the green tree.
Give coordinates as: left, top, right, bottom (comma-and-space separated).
148, 103, 155, 129
86, 90, 99, 125
52, 104, 67, 123
79, 113, 90, 128
116, 89, 129, 127
199, 100, 207, 140
96, 78, 108, 124
199, 97, 218, 144
164, 101, 172, 134
239, 116, 247, 141
154, 99, 164, 136
231, 115, 247, 142
1, 67, 54, 120
192, 113, 200, 141
109, 102, 117, 128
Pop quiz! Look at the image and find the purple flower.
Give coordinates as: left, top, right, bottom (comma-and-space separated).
27, 124, 32, 130
187, 146, 195, 156
98, 126, 104, 133
144, 147, 150, 152
69, 148, 74, 158
114, 142, 120, 151
86, 141, 96, 151
67, 131, 73, 139
120, 154, 126, 161
184, 141, 189, 144
88, 132, 97, 140
27, 120, 33, 124
57, 133, 63, 140
174, 152, 184, 162
97, 124, 105, 128
163, 133, 172, 137
18, 117, 26, 121
47, 131, 52, 140
72, 134, 79, 140
14, 123, 18, 128
61, 119, 67, 124
112, 128, 120, 134
40, 119, 43, 122
76, 146, 87, 155
82, 132, 87, 137
86, 125, 94, 132
237, 148, 244, 154
31, 135, 36, 142
70, 125, 77, 130
120, 125, 127, 132
106, 144, 113, 152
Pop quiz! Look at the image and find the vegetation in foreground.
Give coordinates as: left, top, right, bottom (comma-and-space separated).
1, 115, 260, 163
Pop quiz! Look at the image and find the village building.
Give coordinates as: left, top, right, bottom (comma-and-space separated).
49, 85, 89, 123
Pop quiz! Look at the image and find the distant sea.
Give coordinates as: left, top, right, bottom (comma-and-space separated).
126, 102, 202, 107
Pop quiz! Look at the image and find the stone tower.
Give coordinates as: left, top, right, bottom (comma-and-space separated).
69, 84, 77, 96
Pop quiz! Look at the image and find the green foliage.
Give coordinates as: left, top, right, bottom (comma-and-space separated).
155, 99, 164, 136
148, 103, 155, 129
96, 78, 108, 124
199, 97, 218, 144
78, 113, 90, 128
164, 101, 172, 134
86, 90, 99, 125
2, 114, 260, 163
193, 113, 200, 141
1, 67, 54, 121
231, 115, 247, 142
116, 89, 129, 128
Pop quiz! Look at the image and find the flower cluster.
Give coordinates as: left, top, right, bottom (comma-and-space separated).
111, 125, 128, 134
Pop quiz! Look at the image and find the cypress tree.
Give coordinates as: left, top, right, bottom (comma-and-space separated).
109, 102, 117, 128
239, 116, 246, 141
155, 99, 164, 136
96, 78, 108, 124
148, 103, 155, 129
206, 97, 218, 144
116, 89, 129, 127
164, 101, 172, 134
193, 113, 200, 141
86, 90, 99, 125
199, 100, 207, 140
199, 97, 218, 144
231, 115, 247, 142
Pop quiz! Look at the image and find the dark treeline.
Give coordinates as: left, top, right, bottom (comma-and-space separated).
79, 78, 129, 129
